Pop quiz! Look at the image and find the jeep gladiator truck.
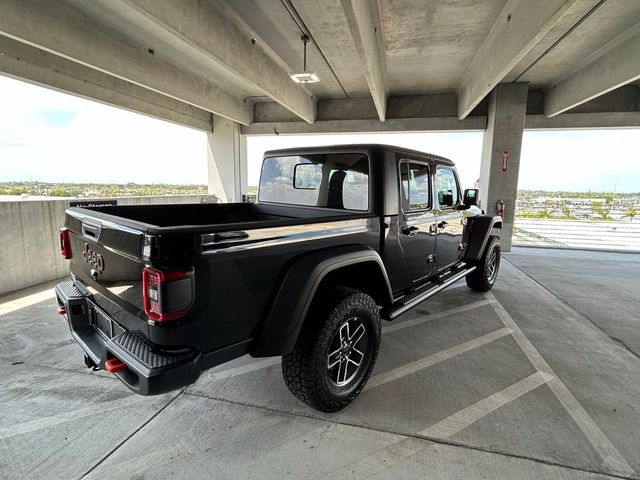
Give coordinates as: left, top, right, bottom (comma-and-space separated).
55, 144, 502, 412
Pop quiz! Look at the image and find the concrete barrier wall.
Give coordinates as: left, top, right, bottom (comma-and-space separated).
0, 195, 206, 295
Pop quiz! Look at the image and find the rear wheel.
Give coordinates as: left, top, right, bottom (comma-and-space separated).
281, 286, 381, 413
466, 236, 501, 292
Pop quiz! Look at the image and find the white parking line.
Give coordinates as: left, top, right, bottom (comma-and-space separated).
331, 371, 552, 479
488, 292, 634, 477
365, 327, 513, 391
383, 298, 495, 334
418, 371, 553, 439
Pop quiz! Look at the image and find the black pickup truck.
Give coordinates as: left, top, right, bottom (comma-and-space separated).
56, 144, 502, 412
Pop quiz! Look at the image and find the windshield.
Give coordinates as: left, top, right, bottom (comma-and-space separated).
258, 153, 369, 211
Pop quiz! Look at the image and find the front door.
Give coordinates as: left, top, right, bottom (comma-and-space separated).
398, 161, 437, 283
434, 166, 464, 270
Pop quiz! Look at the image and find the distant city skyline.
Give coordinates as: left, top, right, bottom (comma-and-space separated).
1, 75, 639, 192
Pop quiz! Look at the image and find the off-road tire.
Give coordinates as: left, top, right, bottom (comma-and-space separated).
282, 286, 381, 413
466, 236, 501, 292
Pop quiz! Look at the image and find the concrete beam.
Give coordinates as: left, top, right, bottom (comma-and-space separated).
122, 0, 316, 124
245, 110, 640, 135
525, 111, 640, 129
457, 0, 572, 119
254, 94, 463, 123
526, 85, 639, 115
0, 0, 252, 125
340, 0, 388, 121
545, 27, 640, 117
242, 116, 486, 135
0, 36, 213, 132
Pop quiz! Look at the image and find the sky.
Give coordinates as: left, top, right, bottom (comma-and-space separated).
0, 75, 206, 184
1, 75, 639, 192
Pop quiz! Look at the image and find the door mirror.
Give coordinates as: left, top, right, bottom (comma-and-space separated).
463, 188, 479, 206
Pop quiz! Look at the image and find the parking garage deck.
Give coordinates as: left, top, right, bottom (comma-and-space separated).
1, 248, 639, 480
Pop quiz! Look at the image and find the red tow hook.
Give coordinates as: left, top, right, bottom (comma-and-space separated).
56, 305, 66, 315
104, 358, 127, 373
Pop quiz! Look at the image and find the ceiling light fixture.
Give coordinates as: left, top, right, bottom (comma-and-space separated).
290, 34, 319, 84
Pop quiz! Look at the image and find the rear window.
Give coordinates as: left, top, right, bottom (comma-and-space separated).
258, 153, 369, 211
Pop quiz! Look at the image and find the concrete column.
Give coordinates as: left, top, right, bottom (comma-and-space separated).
206, 115, 247, 202
479, 83, 528, 251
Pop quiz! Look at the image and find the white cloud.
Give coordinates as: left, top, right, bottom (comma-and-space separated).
0, 75, 206, 184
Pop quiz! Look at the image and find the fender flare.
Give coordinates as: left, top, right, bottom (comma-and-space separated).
251, 245, 393, 357
464, 215, 503, 262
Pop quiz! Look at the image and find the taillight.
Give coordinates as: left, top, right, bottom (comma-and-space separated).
142, 267, 193, 322
60, 227, 72, 259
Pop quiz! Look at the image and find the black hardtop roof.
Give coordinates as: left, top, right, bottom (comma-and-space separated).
263, 144, 455, 167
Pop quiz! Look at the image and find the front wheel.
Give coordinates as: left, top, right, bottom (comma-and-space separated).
281, 287, 381, 413
466, 236, 501, 292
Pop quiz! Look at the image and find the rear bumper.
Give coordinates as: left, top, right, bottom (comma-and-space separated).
55, 280, 201, 395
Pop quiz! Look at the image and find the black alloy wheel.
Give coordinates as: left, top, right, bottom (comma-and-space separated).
282, 286, 381, 413
466, 236, 501, 292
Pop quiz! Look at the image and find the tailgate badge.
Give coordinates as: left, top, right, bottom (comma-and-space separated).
83, 243, 105, 275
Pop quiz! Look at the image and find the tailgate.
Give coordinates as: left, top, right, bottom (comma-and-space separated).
65, 209, 146, 329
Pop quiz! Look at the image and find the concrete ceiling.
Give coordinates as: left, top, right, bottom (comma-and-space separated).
63, 0, 257, 99
518, 0, 640, 88
223, 0, 366, 99
0, 0, 638, 128
381, 0, 507, 94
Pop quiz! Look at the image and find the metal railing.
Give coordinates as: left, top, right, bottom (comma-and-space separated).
513, 218, 640, 252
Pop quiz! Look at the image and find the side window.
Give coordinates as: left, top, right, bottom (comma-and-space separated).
435, 168, 459, 208
332, 167, 369, 211
400, 161, 430, 211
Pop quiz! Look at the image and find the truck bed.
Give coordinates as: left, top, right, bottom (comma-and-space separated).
70, 202, 373, 234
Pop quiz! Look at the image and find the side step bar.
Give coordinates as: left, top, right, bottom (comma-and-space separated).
381, 266, 476, 321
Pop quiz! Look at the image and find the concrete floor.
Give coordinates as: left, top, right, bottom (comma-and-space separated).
1, 247, 639, 480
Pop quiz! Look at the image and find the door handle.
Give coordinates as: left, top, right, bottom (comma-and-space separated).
82, 221, 102, 240
437, 221, 448, 229
403, 226, 419, 236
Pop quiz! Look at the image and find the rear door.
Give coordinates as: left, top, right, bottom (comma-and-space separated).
434, 166, 464, 270
398, 160, 437, 283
